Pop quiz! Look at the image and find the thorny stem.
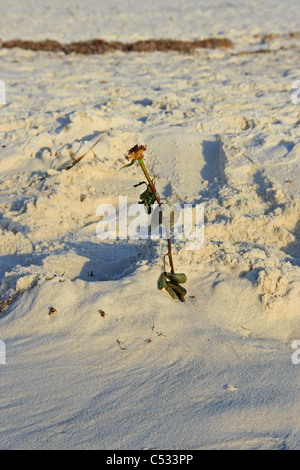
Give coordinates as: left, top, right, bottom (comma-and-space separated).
137, 157, 175, 274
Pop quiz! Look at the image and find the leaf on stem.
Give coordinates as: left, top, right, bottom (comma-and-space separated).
139, 184, 156, 214
165, 272, 187, 284
158, 272, 167, 290
160, 271, 187, 302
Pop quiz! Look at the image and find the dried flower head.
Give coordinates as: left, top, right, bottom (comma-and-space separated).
126, 144, 147, 163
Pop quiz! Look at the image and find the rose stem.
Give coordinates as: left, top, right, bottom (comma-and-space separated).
137, 157, 175, 274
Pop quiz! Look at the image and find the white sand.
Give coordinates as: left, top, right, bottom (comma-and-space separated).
0, 0, 299, 43
0, 0, 300, 450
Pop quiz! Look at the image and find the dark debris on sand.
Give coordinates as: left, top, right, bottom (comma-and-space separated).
1, 37, 234, 55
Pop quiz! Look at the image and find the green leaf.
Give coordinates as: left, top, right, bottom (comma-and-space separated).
165, 284, 181, 300
158, 273, 167, 290
119, 160, 135, 171
139, 184, 156, 214
165, 272, 187, 284
165, 281, 186, 302
167, 282, 187, 297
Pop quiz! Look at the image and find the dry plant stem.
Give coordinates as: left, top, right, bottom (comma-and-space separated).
166, 238, 175, 274
137, 157, 175, 274
60, 136, 103, 171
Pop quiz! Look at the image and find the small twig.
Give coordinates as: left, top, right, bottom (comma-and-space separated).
48, 307, 57, 317
0, 297, 15, 315
0, 288, 32, 315
241, 325, 253, 333
116, 339, 127, 350
60, 136, 102, 171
